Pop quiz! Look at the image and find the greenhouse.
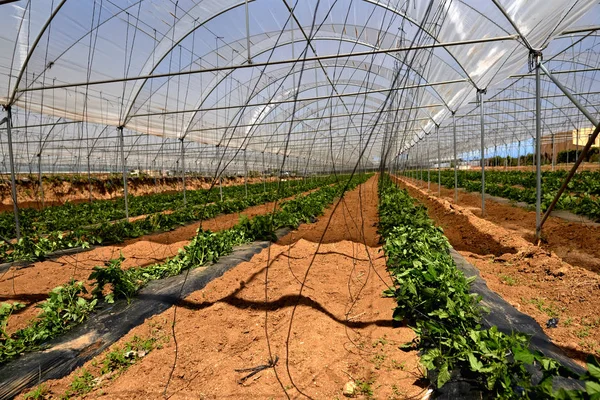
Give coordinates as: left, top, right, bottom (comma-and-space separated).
0, 0, 599, 398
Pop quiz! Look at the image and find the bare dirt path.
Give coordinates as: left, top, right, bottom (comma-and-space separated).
24, 176, 426, 400
395, 176, 600, 365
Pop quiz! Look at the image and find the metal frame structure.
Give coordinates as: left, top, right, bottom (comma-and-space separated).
0, 0, 598, 239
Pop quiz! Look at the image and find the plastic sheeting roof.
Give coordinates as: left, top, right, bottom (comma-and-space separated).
0, 0, 599, 172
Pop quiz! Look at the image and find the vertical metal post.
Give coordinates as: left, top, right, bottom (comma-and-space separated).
218, 146, 223, 202
118, 126, 129, 220
576, 129, 580, 164
437, 124, 441, 197
453, 112, 458, 203
244, 0, 252, 64
243, 148, 248, 197
551, 131, 556, 171
37, 152, 45, 208
535, 53, 542, 240
262, 151, 266, 193
478, 89, 486, 217
427, 140, 431, 191
416, 144, 421, 186
517, 140, 521, 167
4, 106, 20, 239
180, 138, 186, 205
87, 155, 92, 202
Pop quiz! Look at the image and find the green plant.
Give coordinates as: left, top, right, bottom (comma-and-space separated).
378, 174, 580, 398
23, 384, 49, 400
355, 378, 375, 398
0, 281, 97, 364
64, 369, 95, 398
90, 254, 137, 303
0, 301, 25, 338
0, 174, 372, 366
372, 353, 386, 370
501, 274, 517, 286
547, 356, 600, 399
391, 359, 406, 370
527, 297, 562, 318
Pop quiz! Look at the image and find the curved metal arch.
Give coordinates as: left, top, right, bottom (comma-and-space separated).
121, 0, 256, 125
364, 0, 489, 86
123, 0, 478, 126
261, 92, 438, 153
9, 0, 152, 104
179, 37, 460, 141
203, 52, 455, 129
7, 0, 68, 105
487, 83, 586, 130
125, 28, 462, 139
220, 66, 445, 142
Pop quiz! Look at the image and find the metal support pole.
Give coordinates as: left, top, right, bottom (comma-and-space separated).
552, 131, 556, 171
87, 155, 92, 202
517, 140, 521, 167
437, 124, 441, 197
534, 52, 542, 241
478, 89, 486, 217
452, 112, 458, 203
37, 152, 45, 208
118, 126, 129, 220
243, 149, 248, 197
218, 146, 223, 202
244, 0, 252, 64
262, 151, 266, 193
180, 138, 186, 205
427, 141, 431, 191
3, 107, 20, 239
576, 129, 580, 164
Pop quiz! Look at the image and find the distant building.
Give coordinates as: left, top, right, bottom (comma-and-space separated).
541, 128, 599, 159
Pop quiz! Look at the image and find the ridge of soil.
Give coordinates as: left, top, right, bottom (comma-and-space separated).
395, 176, 600, 365
0, 189, 313, 336
20, 176, 427, 400
413, 179, 600, 273
0, 176, 283, 211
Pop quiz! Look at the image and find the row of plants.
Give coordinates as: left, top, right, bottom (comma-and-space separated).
0, 173, 371, 365
0, 177, 309, 239
378, 174, 599, 399
403, 169, 600, 221
0, 176, 337, 264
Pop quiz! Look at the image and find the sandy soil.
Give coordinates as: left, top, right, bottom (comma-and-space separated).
21, 176, 427, 400
410, 179, 600, 273
395, 176, 600, 364
0, 191, 310, 335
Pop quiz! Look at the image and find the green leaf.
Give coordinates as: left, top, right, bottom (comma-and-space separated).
513, 347, 534, 364
585, 380, 600, 397
587, 357, 600, 380
467, 353, 483, 372
437, 363, 451, 388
